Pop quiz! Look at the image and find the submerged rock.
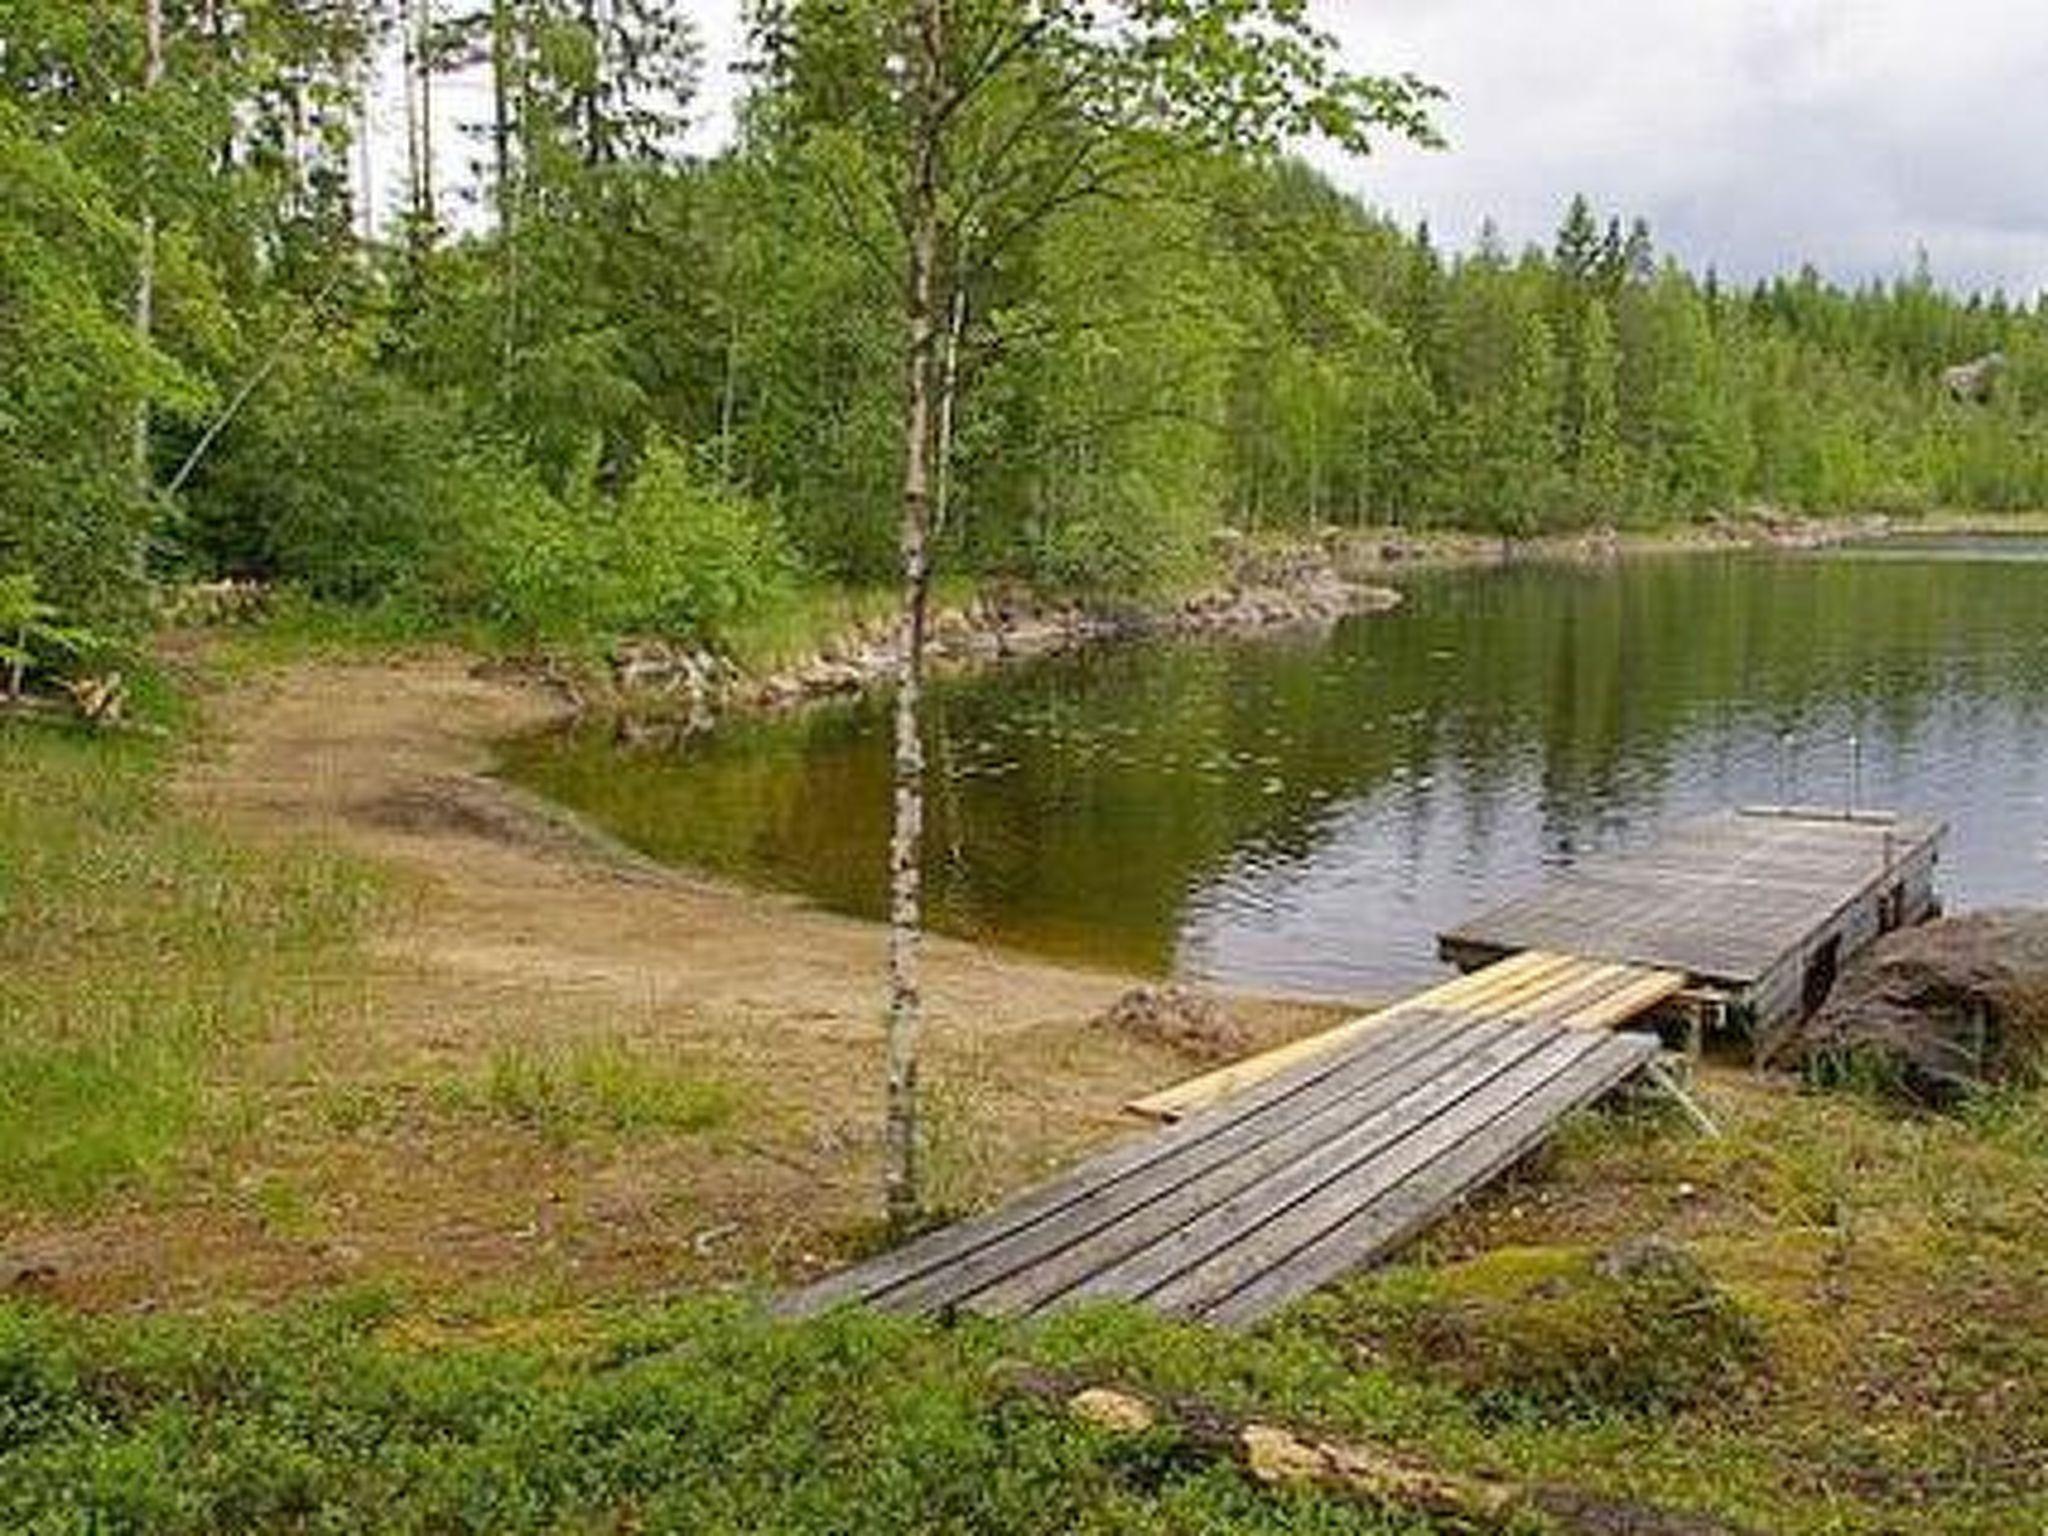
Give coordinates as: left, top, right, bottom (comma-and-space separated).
1794, 909, 2048, 1106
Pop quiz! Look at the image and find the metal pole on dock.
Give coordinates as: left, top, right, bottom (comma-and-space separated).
1847, 733, 1861, 817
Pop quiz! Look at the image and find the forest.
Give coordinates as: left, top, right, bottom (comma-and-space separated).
6, 0, 2048, 669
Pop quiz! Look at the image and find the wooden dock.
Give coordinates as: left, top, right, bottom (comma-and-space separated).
786, 806, 1942, 1327
784, 1004, 1663, 1326
1441, 807, 1945, 1049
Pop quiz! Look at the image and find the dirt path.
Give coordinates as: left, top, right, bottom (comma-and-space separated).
14, 652, 1335, 1312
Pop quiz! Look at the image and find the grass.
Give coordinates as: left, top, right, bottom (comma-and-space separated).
0, 720, 382, 1211
719, 574, 981, 674
1, 1075, 2044, 1531
197, 578, 985, 682
464, 1034, 741, 1146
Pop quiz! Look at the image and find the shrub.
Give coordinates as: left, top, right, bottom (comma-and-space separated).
599, 440, 798, 642
0, 573, 99, 699
183, 366, 469, 603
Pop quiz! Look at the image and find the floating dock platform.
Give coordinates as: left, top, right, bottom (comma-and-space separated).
1440, 807, 1945, 1058
788, 806, 1943, 1326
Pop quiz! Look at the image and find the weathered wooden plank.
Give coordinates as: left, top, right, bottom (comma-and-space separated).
781, 1006, 1463, 1316
1086, 1028, 1601, 1317
981, 1021, 1555, 1317
886, 1016, 1520, 1316
1441, 951, 1582, 1014
1124, 953, 1562, 1122
1199, 1033, 1662, 1325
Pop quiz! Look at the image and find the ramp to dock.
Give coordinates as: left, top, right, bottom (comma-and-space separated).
1127, 949, 1686, 1122
784, 1005, 1663, 1327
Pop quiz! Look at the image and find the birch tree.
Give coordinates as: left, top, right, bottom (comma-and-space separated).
748, 0, 1442, 1231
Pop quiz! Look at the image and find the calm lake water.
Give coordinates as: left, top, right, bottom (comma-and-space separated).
501, 538, 2048, 1000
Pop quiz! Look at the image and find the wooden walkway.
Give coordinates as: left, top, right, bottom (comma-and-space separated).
784, 1001, 1664, 1327
1127, 949, 1686, 1121
785, 810, 1945, 1326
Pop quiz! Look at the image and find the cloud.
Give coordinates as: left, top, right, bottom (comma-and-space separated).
1310, 0, 2048, 296
672, 1, 2047, 295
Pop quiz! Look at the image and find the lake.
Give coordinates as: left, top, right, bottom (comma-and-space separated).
500, 538, 2048, 1000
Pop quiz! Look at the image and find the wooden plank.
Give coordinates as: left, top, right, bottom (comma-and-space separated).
780, 1006, 1461, 1315
1126, 951, 1567, 1122
1551, 969, 1688, 1030
1200, 1033, 1662, 1325
1068, 1026, 1598, 1317
1505, 962, 1646, 1025
1441, 951, 1580, 1013
884, 1015, 1520, 1317
979, 1020, 1556, 1317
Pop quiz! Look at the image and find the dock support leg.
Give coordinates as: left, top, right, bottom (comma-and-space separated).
1645, 1059, 1721, 1139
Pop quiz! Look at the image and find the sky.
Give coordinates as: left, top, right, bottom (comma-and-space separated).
389, 1, 2048, 298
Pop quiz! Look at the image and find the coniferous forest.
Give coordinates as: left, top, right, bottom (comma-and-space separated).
6, 1, 2047, 656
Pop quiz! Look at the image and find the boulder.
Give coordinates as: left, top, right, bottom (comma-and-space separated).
1793, 909, 2048, 1105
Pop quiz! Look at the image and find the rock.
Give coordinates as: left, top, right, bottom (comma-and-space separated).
1942, 351, 2006, 404
1093, 984, 1249, 1061
1068, 1388, 1156, 1433
1792, 909, 2048, 1106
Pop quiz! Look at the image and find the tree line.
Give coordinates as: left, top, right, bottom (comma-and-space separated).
6, 2, 2045, 645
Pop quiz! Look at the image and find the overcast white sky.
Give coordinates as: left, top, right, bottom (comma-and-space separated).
395, 1, 2048, 297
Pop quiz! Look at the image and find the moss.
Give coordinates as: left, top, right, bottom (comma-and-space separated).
1312, 1241, 1767, 1424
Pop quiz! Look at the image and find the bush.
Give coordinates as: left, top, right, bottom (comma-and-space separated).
438, 439, 796, 645
189, 366, 794, 647
183, 366, 470, 603
0, 573, 101, 699
599, 440, 798, 642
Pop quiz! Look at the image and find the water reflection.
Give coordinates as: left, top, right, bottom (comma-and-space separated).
500, 541, 2048, 1000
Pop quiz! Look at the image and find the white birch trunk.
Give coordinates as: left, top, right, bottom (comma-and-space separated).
132, 0, 163, 498
885, 0, 946, 1233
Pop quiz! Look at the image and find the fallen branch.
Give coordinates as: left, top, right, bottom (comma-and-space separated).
996, 1364, 1754, 1536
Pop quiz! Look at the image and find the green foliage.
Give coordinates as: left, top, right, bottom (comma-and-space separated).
0, 1297, 1428, 1535
605, 440, 799, 640
1313, 1242, 1767, 1424
443, 439, 797, 645
0, 104, 166, 621
0, 573, 99, 696
185, 361, 477, 602
8, 1, 2048, 639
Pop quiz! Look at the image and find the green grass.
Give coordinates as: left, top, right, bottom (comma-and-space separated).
463, 1034, 741, 1146
0, 720, 382, 1211
198, 588, 516, 675
0, 1296, 1437, 1536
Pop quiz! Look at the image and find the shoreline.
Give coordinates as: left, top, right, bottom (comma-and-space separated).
0, 647, 1345, 1312
577, 509, 1902, 729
